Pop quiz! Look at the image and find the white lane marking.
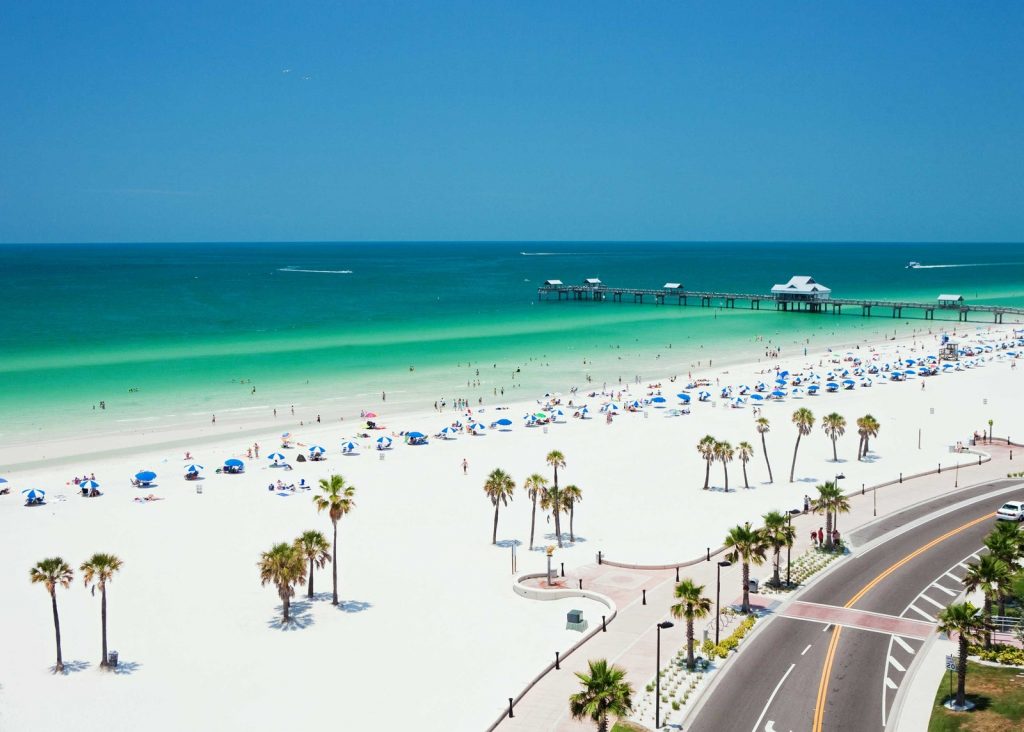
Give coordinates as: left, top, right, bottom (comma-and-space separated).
970, 553, 981, 561
885, 676, 898, 690
888, 656, 906, 672
801, 644, 812, 656
822, 624, 832, 632
751, 663, 796, 732
909, 604, 936, 621
920, 593, 946, 610
892, 635, 915, 654
931, 583, 957, 597
944, 571, 962, 583
957, 562, 970, 571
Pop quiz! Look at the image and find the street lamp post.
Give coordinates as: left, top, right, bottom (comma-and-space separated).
786, 509, 800, 586
545, 546, 554, 586
834, 473, 845, 531
715, 560, 732, 645
655, 620, 674, 729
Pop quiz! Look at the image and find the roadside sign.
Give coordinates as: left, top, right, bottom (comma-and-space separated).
945, 654, 957, 671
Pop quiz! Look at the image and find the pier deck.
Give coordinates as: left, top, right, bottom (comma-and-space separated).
537, 284, 1024, 324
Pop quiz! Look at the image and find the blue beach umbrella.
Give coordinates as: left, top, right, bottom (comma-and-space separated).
698, 391, 711, 401
308, 445, 326, 454
224, 458, 244, 468
676, 393, 691, 403
469, 423, 485, 432
376, 436, 393, 448
651, 396, 667, 404
0, 477, 7, 484
341, 441, 358, 453
826, 382, 839, 391
135, 471, 157, 482
22, 488, 45, 501
495, 418, 512, 426
807, 384, 819, 392
407, 431, 425, 439
774, 378, 787, 385
749, 393, 764, 401
267, 453, 286, 463
78, 479, 101, 491
185, 464, 204, 473
771, 389, 786, 398
842, 379, 855, 386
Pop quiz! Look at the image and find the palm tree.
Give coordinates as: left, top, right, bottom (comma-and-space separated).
563, 485, 583, 543
983, 529, 1021, 615
737, 441, 754, 489
294, 530, 332, 599
670, 579, 712, 669
80, 553, 123, 668
755, 418, 773, 484
963, 555, 1011, 649
822, 412, 846, 462
714, 440, 734, 492
313, 474, 356, 605
483, 468, 515, 544
29, 557, 74, 672
546, 449, 566, 491
568, 658, 634, 732
761, 511, 795, 587
546, 450, 567, 546
541, 484, 566, 548
724, 522, 767, 613
697, 435, 717, 490
789, 408, 815, 482
937, 602, 985, 708
523, 473, 549, 550
811, 481, 850, 550
857, 414, 880, 459
259, 542, 307, 623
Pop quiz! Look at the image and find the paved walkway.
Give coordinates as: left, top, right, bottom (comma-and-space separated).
494, 442, 1018, 731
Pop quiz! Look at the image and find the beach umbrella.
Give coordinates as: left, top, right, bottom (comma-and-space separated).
185, 464, 204, 473
79, 479, 101, 490
376, 436, 393, 448
267, 453, 286, 463
407, 431, 425, 439
807, 384, 819, 392
780, 370, 790, 377
774, 378, 787, 385
630, 400, 642, 409
224, 458, 244, 468
771, 389, 786, 398
469, 423, 485, 432
495, 418, 512, 426
363, 412, 378, 419
904, 369, 916, 375
755, 382, 767, 391
308, 445, 326, 454
791, 387, 804, 395
581, 406, 590, 414
737, 385, 750, 393
698, 391, 711, 400
135, 471, 157, 482
731, 397, 746, 406
0, 477, 7, 484
341, 441, 358, 453
651, 396, 667, 404
22, 488, 45, 502
842, 379, 855, 386
677, 393, 691, 403
749, 393, 764, 401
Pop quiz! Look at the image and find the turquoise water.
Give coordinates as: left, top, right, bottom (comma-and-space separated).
3, 241, 1023, 437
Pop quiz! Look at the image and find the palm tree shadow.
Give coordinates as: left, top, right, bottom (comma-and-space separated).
496, 539, 522, 548
337, 600, 373, 613
113, 661, 142, 675
267, 600, 315, 631
53, 660, 91, 674
311, 591, 336, 602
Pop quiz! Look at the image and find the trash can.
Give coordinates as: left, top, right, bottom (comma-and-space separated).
196, 485, 203, 494
748, 578, 759, 594
107, 650, 119, 667
567, 609, 583, 624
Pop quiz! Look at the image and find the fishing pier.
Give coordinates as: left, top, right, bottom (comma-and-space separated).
538, 277, 1023, 324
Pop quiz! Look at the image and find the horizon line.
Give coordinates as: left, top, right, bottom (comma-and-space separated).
2, 239, 1024, 246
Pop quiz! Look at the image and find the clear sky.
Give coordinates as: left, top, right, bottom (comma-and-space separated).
1, 1, 1022, 244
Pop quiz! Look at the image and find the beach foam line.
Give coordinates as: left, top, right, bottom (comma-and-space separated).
278, 267, 354, 274
911, 262, 1024, 269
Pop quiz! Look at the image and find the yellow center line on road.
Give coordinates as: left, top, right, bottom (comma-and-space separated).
811, 512, 993, 732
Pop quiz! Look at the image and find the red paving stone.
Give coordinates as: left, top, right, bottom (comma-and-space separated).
782, 600, 934, 639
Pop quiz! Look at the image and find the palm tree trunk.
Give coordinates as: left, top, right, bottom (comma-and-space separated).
529, 493, 537, 550
831, 437, 838, 462
773, 549, 781, 587
723, 462, 729, 492
569, 504, 575, 543
686, 619, 695, 669
100, 584, 108, 668
789, 434, 801, 482
492, 502, 499, 544
331, 520, 339, 606
742, 461, 749, 489
703, 459, 711, 490
50, 589, 63, 673
308, 558, 314, 599
864, 435, 870, 456
825, 511, 834, 550
761, 433, 773, 483
741, 562, 750, 613
956, 634, 967, 707
983, 596, 992, 649
598, 714, 609, 732
857, 435, 864, 460
554, 509, 563, 548
282, 589, 291, 622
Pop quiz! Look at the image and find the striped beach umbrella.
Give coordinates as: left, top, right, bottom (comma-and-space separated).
267, 453, 286, 463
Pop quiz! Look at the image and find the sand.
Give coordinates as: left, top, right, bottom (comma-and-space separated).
1, 326, 1021, 731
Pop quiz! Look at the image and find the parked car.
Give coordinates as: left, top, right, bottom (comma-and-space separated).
995, 501, 1024, 522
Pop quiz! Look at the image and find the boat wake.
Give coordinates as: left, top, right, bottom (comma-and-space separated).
520, 252, 573, 256
911, 262, 1022, 269
278, 267, 354, 274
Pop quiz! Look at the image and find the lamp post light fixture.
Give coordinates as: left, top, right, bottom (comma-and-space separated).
715, 560, 732, 645
786, 508, 800, 587
834, 473, 845, 531
545, 545, 555, 586
655, 620, 675, 729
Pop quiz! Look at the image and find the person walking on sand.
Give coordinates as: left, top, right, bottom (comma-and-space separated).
212, 414, 216, 424
254, 443, 260, 458
462, 458, 468, 475
817, 527, 824, 546
811, 529, 818, 548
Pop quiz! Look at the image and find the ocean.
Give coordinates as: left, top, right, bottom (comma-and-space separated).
3, 241, 1023, 440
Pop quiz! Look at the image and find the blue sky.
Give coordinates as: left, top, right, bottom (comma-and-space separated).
1, 1, 1022, 243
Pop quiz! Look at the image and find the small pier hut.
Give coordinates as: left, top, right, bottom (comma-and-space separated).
663, 282, 682, 290
770, 276, 832, 312
582, 277, 604, 288
938, 294, 964, 308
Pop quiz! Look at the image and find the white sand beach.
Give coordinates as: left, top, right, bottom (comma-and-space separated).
1, 326, 1021, 731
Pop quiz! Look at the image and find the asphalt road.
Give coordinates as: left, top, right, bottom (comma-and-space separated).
688, 479, 1023, 732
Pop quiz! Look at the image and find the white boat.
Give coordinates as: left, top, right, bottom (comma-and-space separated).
906, 261, 922, 269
